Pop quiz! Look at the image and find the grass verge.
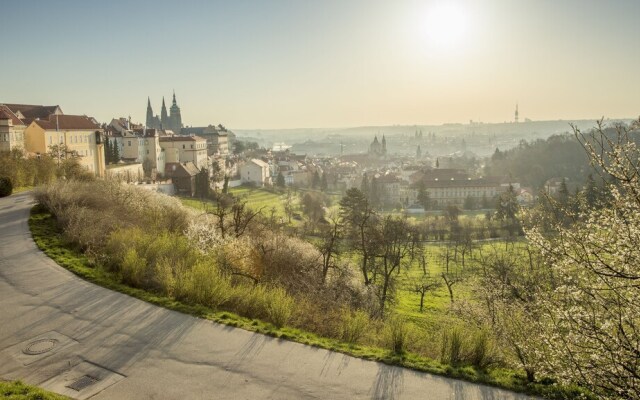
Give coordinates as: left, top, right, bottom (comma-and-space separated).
28, 204, 587, 400
0, 380, 69, 400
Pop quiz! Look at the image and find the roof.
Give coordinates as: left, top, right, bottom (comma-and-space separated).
132, 128, 158, 138
3, 104, 62, 123
376, 173, 402, 183
159, 135, 206, 142
415, 177, 505, 189
165, 162, 200, 178
250, 158, 269, 168
181, 127, 207, 135
32, 114, 101, 130
182, 126, 227, 137
0, 105, 24, 125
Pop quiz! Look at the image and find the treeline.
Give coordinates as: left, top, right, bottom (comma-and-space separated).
485, 133, 590, 189
0, 147, 93, 190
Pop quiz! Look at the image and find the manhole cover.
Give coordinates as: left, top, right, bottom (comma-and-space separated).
23, 339, 58, 355
66, 375, 100, 391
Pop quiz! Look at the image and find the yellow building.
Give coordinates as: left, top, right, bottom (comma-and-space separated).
0, 106, 26, 152
24, 114, 105, 177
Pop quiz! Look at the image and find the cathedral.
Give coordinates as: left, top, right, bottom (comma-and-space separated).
146, 92, 183, 133
368, 134, 387, 158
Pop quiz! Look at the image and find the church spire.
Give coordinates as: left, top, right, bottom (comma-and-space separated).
515, 103, 519, 123
169, 90, 182, 133
145, 97, 154, 128
161, 97, 169, 128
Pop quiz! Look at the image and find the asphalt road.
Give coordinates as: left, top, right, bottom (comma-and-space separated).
0, 192, 537, 400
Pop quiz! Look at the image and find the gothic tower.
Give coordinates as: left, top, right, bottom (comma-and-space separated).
160, 97, 169, 129
169, 91, 183, 133
515, 103, 519, 123
145, 97, 154, 128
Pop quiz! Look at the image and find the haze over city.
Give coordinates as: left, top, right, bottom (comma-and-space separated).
2, 0, 639, 129
3, 1, 640, 399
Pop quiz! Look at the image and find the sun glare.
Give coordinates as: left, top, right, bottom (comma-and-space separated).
423, 2, 470, 51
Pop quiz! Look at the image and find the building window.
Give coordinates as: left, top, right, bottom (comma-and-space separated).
128, 140, 131, 146
182, 144, 185, 149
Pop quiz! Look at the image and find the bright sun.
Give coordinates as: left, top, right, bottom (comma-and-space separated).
423, 2, 470, 51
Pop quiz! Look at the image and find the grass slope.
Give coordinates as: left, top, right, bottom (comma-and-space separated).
0, 380, 69, 400
28, 205, 585, 400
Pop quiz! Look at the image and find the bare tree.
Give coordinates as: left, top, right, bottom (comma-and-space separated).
412, 274, 441, 312
340, 188, 375, 285
318, 211, 342, 284
371, 215, 414, 315
440, 244, 463, 304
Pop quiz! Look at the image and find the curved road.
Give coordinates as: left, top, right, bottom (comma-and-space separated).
0, 192, 536, 400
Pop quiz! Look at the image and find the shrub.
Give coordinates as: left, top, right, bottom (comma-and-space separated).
155, 257, 176, 297
121, 248, 147, 287
252, 234, 324, 292
0, 176, 12, 197
440, 327, 464, 365
385, 314, 410, 354
265, 286, 295, 328
469, 329, 496, 369
340, 308, 371, 344
184, 261, 233, 309
228, 283, 269, 320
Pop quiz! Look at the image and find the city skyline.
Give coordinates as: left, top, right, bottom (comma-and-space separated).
2, 0, 639, 129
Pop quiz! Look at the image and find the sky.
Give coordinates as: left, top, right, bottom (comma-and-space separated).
2, 0, 639, 129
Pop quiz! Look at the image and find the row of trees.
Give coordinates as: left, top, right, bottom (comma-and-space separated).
104, 138, 120, 164
0, 146, 93, 189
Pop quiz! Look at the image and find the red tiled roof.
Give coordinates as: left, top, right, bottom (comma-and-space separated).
0, 105, 24, 125
32, 114, 101, 130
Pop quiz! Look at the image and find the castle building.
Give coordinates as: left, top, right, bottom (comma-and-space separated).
146, 92, 183, 133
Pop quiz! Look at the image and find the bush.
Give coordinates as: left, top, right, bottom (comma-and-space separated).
340, 308, 371, 344
265, 286, 295, 328
228, 284, 269, 320
469, 330, 496, 369
121, 248, 147, 287
440, 327, 464, 365
184, 261, 233, 309
0, 176, 12, 197
385, 314, 410, 354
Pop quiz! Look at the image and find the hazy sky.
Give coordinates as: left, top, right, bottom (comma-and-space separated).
2, 0, 639, 129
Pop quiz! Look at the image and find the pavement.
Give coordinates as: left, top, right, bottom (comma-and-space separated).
0, 192, 537, 399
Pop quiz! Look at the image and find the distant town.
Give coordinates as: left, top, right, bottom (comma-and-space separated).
1, 97, 629, 213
